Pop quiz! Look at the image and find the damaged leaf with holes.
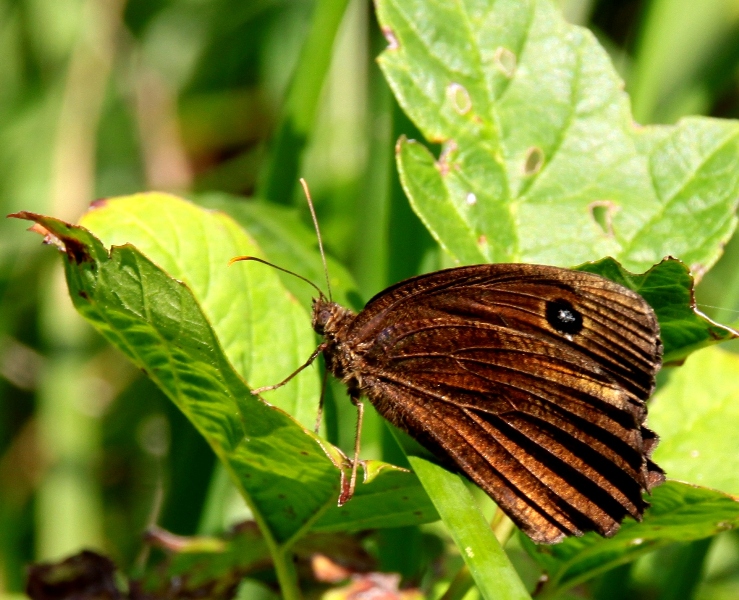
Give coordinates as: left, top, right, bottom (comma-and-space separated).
376, 0, 739, 273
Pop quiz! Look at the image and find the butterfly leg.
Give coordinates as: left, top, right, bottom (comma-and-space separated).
338, 392, 364, 506
252, 342, 327, 394
313, 368, 330, 434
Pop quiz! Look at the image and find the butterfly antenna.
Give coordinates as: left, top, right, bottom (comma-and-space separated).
229, 255, 325, 299
300, 178, 333, 302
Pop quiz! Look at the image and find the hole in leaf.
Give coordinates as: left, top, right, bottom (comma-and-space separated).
447, 83, 472, 115
466, 192, 477, 206
523, 147, 544, 175
494, 47, 517, 78
588, 200, 619, 237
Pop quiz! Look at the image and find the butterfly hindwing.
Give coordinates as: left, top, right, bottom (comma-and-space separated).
328, 264, 663, 542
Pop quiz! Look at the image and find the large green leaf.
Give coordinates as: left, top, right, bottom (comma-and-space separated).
376, 0, 739, 273
650, 346, 739, 495
374, 2, 739, 594
524, 482, 739, 599
79, 194, 437, 531
12, 210, 338, 548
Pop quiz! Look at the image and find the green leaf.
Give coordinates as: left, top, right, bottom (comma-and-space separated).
79, 194, 437, 528
138, 525, 270, 596
11, 209, 339, 549
649, 346, 739, 495
312, 462, 439, 533
576, 257, 738, 363
80, 193, 320, 429
376, 0, 739, 272
524, 481, 739, 599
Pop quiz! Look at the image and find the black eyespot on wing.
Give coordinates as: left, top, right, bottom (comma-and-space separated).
546, 299, 583, 336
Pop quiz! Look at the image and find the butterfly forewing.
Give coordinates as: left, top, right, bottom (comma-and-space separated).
319, 264, 664, 543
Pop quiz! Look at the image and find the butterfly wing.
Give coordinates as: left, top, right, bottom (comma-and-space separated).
344, 264, 663, 543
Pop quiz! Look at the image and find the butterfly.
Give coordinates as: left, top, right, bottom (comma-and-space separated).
238, 181, 665, 545
310, 262, 664, 544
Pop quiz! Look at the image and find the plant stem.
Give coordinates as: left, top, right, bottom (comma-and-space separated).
273, 546, 303, 600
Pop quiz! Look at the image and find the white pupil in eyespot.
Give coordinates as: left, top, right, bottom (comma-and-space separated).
558, 309, 576, 323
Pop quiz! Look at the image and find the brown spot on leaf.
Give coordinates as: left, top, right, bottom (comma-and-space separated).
62, 237, 93, 264
8, 212, 93, 264
524, 147, 544, 175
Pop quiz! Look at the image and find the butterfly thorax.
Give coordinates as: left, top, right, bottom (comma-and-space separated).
311, 298, 362, 388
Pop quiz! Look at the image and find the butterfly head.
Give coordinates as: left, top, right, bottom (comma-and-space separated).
312, 297, 354, 339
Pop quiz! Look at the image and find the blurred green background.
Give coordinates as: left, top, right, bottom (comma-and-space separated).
1, 0, 738, 598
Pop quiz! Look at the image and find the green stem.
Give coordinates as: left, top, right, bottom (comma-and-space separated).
273, 546, 302, 600
218, 460, 303, 599
492, 513, 516, 546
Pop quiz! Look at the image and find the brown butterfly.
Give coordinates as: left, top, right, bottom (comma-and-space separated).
311, 262, 664, 544
239, 182, 665, 545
